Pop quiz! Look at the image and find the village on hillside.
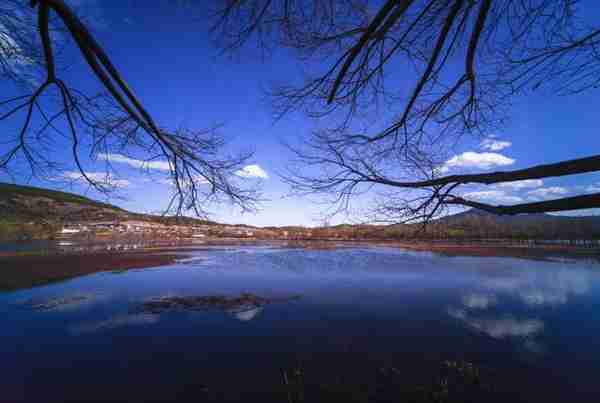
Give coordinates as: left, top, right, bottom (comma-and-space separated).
58, 220, 259, 239
55, 220, 318, 241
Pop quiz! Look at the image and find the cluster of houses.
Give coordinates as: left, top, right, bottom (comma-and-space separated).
60, 221, 175, 235
57, 220, 260, 239
56, 219, 367, 241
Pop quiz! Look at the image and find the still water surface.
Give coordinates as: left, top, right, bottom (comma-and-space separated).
2, 246, 600, 402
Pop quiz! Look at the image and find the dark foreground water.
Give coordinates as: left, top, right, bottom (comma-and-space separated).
2, 246, 600, 402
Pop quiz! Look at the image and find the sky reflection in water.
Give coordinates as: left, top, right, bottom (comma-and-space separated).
2, 246, 600, 402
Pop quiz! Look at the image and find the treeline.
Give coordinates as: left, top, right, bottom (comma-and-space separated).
274, 215, 600, 241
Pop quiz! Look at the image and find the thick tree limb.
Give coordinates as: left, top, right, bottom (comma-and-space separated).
381, 155, 600, 189
446, 193, 600, 215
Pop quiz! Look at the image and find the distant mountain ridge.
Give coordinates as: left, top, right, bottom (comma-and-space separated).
433, 208, 600, 238
440, 207, 600, 224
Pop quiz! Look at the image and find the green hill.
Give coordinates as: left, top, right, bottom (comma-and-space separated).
0, 182, 218, 240
0, 183, 123, 211
432, 208, 600, 239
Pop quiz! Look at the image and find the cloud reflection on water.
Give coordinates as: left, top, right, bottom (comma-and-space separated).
448, 308, 544, 339
461, 293, 497, 309
229, 306, 263, 321
448, 263, 596, 353
483, 266, 592, 307
68, 293, 275, 334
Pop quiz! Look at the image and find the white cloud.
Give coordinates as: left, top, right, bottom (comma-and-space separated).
99, 154, 269, 183
497, 179, 543, 190
63, 171, 131, 188
463, 190, 523, 205
527, 186, 569, 200
481, 138, 512, 151
586, 184, 600, 193
157, 176, 209, 186
97, 153, 171, 171
0, 23, 33, 67
440, 152, 515, 173
550, 209, 600, 217
99, 155, 269, 182
235, 164, 269, 179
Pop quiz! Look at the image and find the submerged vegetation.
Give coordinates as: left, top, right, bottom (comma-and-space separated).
278, 360, 491, 403
25, 294, 94, 311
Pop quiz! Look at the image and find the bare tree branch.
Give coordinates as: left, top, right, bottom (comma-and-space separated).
214, 0, 600, 222
1, 0, 261, 217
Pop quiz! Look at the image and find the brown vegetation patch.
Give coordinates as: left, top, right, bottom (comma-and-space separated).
387, 241, 600, 261
0, 251, 181, 291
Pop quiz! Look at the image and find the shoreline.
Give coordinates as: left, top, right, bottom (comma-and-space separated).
381, 241, 600, 260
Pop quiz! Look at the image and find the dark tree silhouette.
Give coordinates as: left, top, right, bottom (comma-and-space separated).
0, 0, 260, 216
213, 0, 600, 222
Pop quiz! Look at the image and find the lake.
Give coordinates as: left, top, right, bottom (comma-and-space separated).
2, 245, 600, 402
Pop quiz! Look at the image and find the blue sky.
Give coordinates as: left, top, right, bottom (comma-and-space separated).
2, 1, 600, 226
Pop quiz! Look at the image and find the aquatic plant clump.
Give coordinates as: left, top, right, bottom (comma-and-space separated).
136, 293, 299, 315
26, 294, 93, 311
